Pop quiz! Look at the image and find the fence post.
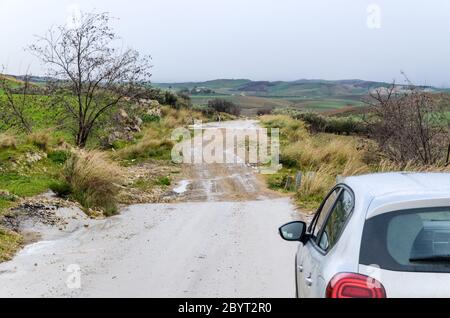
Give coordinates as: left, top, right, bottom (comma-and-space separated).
285, 176, 293, 191
295, 171, 302, 190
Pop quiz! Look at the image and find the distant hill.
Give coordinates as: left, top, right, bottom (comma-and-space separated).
153, 78, 436, 99
153, 78, 440, 115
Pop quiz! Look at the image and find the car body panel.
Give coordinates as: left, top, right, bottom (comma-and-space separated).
359, 265, 450, 298
291, 172, 450, 298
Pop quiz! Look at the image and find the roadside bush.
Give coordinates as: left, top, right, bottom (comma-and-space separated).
266, 173, 289, 190
366, 86, 450, 165
292, 112, 367, 135
0, 134, 17, 150
192, 105, 215, 116
62, 150, 123, 216
294, 112, 328, 133
208, 99, 241, 116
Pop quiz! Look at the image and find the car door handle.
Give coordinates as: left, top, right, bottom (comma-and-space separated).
297, 264, 303, 273
305, 275, 313, 287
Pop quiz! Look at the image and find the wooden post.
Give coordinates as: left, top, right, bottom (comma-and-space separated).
295, 171, 302, 190
285, 176, 293, 191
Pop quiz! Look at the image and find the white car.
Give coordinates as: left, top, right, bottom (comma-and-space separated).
279, 172, 450, 298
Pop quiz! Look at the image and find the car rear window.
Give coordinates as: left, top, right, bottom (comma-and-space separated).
360, 207, 450, 273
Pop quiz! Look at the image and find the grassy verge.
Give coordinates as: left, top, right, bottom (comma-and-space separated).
261, 115, 373, 211
261, 114, 450, 212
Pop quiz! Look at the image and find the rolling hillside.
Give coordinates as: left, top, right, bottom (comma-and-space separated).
153, 79, 398, 98
154, 79, 405, 115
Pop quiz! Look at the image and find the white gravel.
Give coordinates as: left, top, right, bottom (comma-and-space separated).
0, 199, 297, 298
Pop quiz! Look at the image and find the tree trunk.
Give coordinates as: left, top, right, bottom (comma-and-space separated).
76, 126, 89, 148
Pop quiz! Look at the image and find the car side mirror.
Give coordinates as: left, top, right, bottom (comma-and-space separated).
279, 221, 307, 242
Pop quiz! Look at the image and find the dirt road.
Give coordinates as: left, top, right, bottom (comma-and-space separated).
0, 120, 299, 298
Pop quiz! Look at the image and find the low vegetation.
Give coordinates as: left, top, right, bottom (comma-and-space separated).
207, 99, 241, 116
55, 150, 123, 216
261, 97, 450, 210
0, 228, 23, 262
261, 115, 368, 209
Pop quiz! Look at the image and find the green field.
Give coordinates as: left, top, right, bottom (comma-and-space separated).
154, 79, 394, 115
190, 95, 365, 115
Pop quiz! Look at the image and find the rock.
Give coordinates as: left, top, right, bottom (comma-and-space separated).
118, 109, 129, 120
130, 125, 141, 133
149, 100, 160, 108
134, 116, 143, 127
25, 152, 47, 164
147, 107, 162, 117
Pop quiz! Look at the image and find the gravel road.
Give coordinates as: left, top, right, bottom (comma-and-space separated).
0, 120, 299, 298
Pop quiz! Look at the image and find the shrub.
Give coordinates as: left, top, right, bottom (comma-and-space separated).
266, 173, 289, 190
47, 150, 69, 164
208, 99, 241, 116
62, 150, 123, 216
257, 107, 273, 116
141, 114, 161, 123
111, 139, 129, 150
192, 105, 215, 116
366, 86, 450, 165
0, 134, 17, 150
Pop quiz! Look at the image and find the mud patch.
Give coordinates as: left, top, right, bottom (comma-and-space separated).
1, 201, 66, 233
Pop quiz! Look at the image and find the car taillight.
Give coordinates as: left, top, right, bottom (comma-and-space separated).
326, 273, 386, 298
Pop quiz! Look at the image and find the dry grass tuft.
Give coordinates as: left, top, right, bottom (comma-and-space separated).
295, 166, 335, 210
0, 134, 17, 149
62, 150, 124, 216
27, 131, 51, 151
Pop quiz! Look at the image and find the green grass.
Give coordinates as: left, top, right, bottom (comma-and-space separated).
0, 228, 23, 262
190, 94, 365, 116
155, 176, 171, 186
0, 141, 62, 218
0, 173, 57, 197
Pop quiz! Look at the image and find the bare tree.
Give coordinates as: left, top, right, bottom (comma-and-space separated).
29, 12, 152, 147
365, 82, 450, 166
0, 72, 35, 133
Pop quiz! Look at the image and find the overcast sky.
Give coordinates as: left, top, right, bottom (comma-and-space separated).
1, 0, 450, 86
